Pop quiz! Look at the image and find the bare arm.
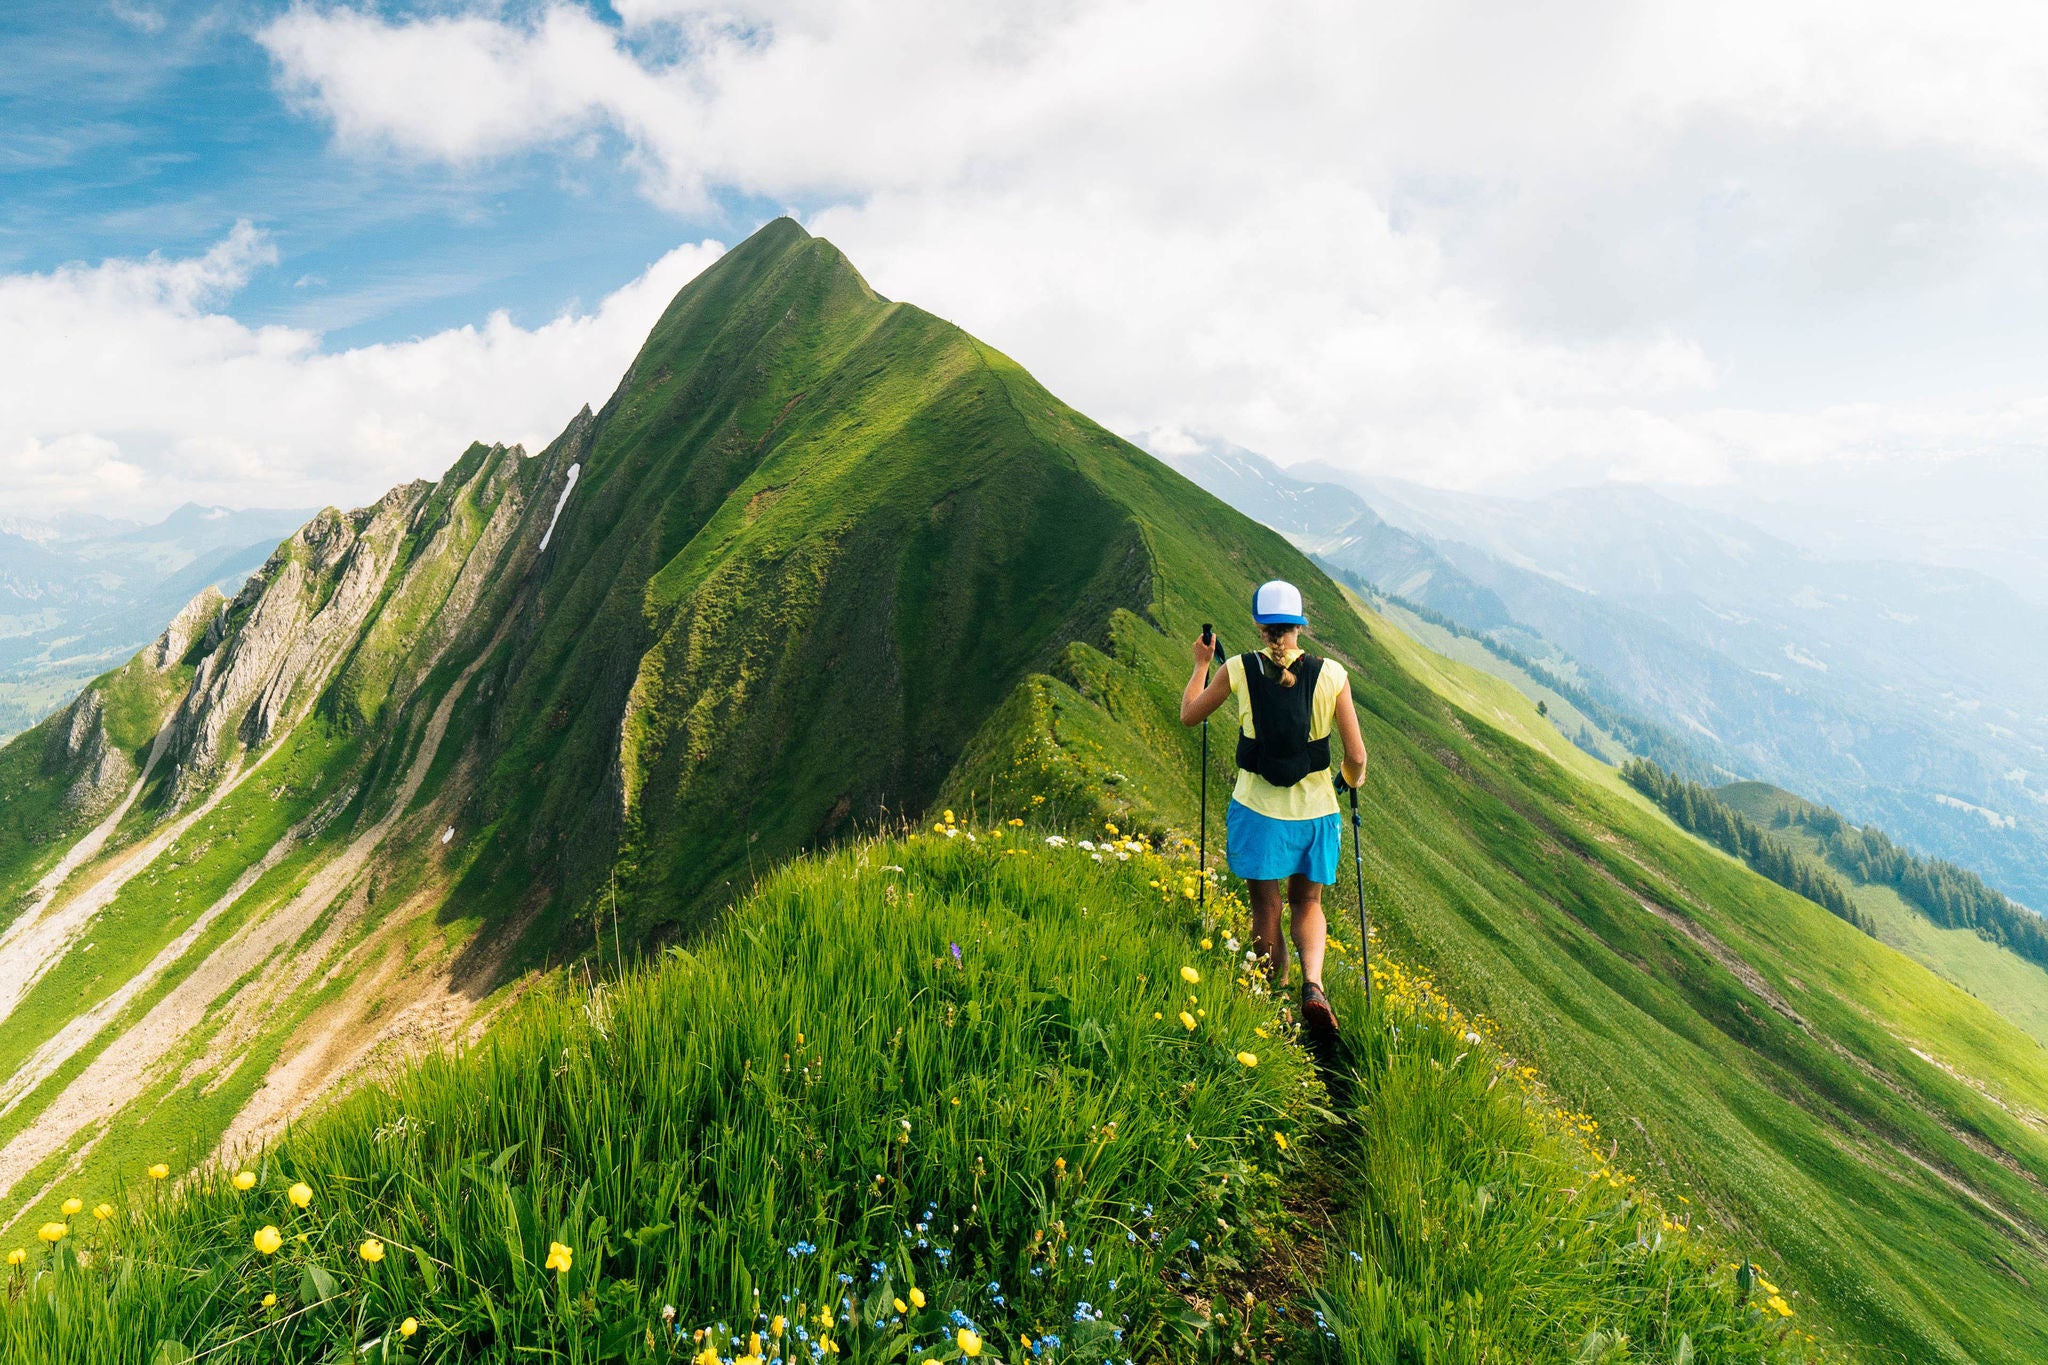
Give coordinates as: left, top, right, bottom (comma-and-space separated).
1334, 677, 1368, 789
1180, 636, 1233, 725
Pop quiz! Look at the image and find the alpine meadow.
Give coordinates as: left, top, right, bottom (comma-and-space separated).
0, 220, 2042, 1364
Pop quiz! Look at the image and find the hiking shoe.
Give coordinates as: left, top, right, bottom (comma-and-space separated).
1302, 981, 1339, 1036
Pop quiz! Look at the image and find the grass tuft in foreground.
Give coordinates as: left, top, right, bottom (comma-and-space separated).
0, 829, 1832, 1363
1309, 950, 1820, 1363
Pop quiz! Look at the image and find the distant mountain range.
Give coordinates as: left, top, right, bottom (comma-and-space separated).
1, 221, 2043, 1361
1163, 439, 2048, 911
0, 505, 310, 739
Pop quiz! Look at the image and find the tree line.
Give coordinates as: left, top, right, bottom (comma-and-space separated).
1621, 759, 1875, 935
1784, 805, 2048, 971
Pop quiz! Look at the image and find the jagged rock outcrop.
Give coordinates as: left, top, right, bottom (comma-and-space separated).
47, 689, 129, 812
150, 587, 225, 670
162, 487, 433, 802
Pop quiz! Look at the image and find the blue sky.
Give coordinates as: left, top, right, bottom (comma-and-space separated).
2, 0, 748, 348
5, 2, 2048, 595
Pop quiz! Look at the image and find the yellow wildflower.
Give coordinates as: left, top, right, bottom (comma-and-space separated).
957, 1328, 983, 1357
92, 1204, 112, 1221
748, 1333, 763, 1357
400, 1317, 418, 1338
287, 1182, 312, 1208
60, 1198, 82, 1216
1200, 938, 1213, 950
1236, 1051, 1259, 1068
1179, 1011, 1197, 1031
253, 1226, 283, 1255
5, 1249, 23, 1266
1008, 818, 1024, 826
695, 1346, 721, 1365
943, 810, 956, 824
232, 1171, 257, 1191
359, 1239, 385, 1264
771, 1315, 788, 1337
1180, 965, 1200, 985
37, 1223, 66, 1244
1768, 1295, 1794, 1317
147, 1164, 170, 1181
1273, 1131, 1289, 1151
261, 1293, 277, 1308
909, 1287, 926, 1309
894, 1298, 908, 1315
545, 1241, 573, 1273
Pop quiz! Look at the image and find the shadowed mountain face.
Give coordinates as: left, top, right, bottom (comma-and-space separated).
0, 221, 2045, 1364
434, 218, 1181, 934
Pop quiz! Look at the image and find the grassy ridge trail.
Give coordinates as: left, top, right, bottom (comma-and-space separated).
0, 833, 1823, 1363
0, 218, 2039, 1362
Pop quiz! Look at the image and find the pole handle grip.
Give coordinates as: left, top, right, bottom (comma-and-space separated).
1200, 623, 1213, 645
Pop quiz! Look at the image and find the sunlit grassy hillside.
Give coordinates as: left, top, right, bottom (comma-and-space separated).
934, 576, 2048, 1364
0, 834, 1824, 1364
1717, 781, 2048, 1051
0, 217, 2041, 1364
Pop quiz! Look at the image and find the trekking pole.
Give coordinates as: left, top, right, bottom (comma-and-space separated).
1198, 624, 1215, 914
1346, 777, 1371, 1007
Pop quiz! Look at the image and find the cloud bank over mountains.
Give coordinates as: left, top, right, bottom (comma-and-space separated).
11, 1, 2048, 543
0, 224, 721, 516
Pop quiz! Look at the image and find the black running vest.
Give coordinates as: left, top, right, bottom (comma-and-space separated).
1234, 653, 1331, 788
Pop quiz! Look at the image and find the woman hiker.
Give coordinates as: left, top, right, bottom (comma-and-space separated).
1180, 580, 1368, 1035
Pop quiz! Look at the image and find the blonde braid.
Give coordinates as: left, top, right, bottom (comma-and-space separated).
1259, 624, 1299, 688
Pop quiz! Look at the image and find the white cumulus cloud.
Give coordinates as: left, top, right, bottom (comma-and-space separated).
0, 226, 724, 518
244, 0, 2048, 510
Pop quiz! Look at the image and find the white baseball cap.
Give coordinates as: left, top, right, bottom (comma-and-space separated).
1251, 579, 1307, 626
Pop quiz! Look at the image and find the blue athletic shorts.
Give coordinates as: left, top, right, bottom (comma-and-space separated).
1225, 800, 1341, 884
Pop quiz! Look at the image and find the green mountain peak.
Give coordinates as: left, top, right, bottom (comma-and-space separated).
0, 220, 2043, 1363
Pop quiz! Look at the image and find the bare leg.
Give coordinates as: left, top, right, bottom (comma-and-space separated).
1289, 874, 1327, 987
1247, 878, 1289, 988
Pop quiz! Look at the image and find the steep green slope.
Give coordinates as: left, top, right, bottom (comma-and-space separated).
0, 838, 1824, 1365
431, 218, 1161, 938
915, 493, 2048, 1360
0, 222, 1184, 1231
1720, 781, 2048, 1049
0, 218, 2042, 1363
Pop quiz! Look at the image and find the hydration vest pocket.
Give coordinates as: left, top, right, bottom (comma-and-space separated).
1234, 653, 1332, 788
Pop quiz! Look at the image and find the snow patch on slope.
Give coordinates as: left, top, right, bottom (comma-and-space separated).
539, 463, 580, 552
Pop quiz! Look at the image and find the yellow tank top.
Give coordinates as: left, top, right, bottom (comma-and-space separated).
1224, 649, 1346, 820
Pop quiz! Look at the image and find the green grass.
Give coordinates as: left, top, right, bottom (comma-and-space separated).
1314, 954, 1816, 1363
1369, 595, 1633, 770
0, 216, 2041, 1365
0, 836, 1822, 1364
936, 562, 2048, 1363
1342, 591, 1636, 797
1717, 782, 2048, 1052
